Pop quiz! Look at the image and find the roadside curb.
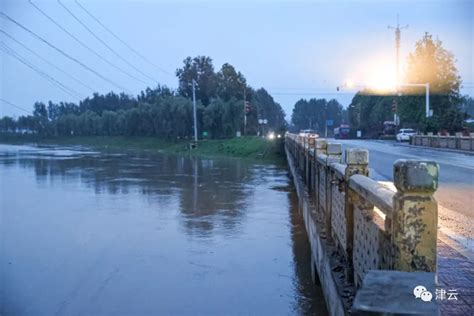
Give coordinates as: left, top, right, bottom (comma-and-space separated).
393, 142, 474, 156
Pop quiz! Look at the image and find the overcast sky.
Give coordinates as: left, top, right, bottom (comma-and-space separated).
1, 0, 473, 119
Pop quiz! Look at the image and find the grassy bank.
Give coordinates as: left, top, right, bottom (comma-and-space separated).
0, 134, 286, 164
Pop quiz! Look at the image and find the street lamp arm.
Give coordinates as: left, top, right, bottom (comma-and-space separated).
397, 83, 431, 118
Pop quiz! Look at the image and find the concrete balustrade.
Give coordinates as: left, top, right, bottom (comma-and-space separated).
411, 134, 474, 151
285, 133, 440, 315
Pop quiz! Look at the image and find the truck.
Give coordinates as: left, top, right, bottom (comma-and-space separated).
382, 121, 397, 136
334, 124, 350, 139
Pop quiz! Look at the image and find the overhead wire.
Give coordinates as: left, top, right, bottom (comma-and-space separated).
58, 0, 159, 84
0, 11, 132, 93
0, 29, 96, 93
74, 0, 172, 76
28, 0, 152, 86
0, 41, 85, 99
0, 98, 33, 115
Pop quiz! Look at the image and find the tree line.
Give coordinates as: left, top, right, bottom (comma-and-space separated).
0, 57, 287, 139
290, 98, 345, 134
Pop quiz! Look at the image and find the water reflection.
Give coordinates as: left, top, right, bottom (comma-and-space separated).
1, 145, 255, 237
0, 144, 327, 315
288, 191, 328, 314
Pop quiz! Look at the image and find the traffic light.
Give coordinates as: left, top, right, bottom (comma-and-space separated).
245, 101, 251, 115
391, 99, 397, 113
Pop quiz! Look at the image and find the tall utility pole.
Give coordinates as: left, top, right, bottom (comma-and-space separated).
243, 87, 247, 136
192, 79, 198, 143
388, 15, 408, 125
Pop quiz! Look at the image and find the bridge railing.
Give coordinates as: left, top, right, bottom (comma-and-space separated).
411, 132, 474, 151
285, 133, 439, 287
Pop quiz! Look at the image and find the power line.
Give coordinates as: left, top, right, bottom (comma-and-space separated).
0, 98, 33, 115
0, 41, 84, 99
28, 0, 151, 86
58, 0, 158, 84
74, 0, 172, 76
269, 91, 358, 96
0, 29, 95, 93
0, 11, 132, 93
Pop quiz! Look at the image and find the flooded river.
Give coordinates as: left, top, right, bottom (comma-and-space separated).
0, 144, 327, 315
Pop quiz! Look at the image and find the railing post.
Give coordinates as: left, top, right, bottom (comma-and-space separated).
307, 138, 316, 192
305, 138, 313, 187
325, 143, 342, 237
314, 139, 328, 212
392, 160, 439, 272
315, 139, 328, 156
344, 148, 369, 282
298, 137, 304, 176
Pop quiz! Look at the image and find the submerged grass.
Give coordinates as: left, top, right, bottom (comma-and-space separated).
0, 134, 286, 164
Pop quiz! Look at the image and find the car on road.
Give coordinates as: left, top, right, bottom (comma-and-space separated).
396, 128, 416, 142
299, 129, 319, 138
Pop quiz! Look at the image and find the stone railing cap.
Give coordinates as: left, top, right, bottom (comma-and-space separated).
352, 271, 438, 315
327, 143, 342, 155
345, 148, 369, 165
315, 139, 327, 149
393, 160, 439, 192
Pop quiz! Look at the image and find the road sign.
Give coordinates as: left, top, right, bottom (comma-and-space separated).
326, 120, 334, 126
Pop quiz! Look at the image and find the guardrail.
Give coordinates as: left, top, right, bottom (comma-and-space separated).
285, 133, 439, 310
411, 133, 474, 151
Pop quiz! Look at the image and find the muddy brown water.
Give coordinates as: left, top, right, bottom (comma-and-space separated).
0, 144, 327, 315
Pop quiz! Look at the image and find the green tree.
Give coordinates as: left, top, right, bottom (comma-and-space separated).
291, 98, 343, 134
33, 102, 48, 118
252, 88, 286, 133
176, 56, 217, 106
399, 32, 463, 132
216, 63, 246, 101
0, 116, 16, 132
348, 93, 394, 136
460, 96, 474, 118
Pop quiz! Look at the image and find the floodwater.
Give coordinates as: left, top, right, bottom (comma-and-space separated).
0, 144, 327, 315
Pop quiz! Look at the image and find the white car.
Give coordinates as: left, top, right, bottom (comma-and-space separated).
396, 128, 416, 142
299, 129, 319, 138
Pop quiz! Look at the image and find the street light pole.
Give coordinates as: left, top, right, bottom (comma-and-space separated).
425, 83, 430, 118
192, 79, 198, 142
389, 15, 408, 125
397, 83, 431, 118
243, 87, 246, 136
